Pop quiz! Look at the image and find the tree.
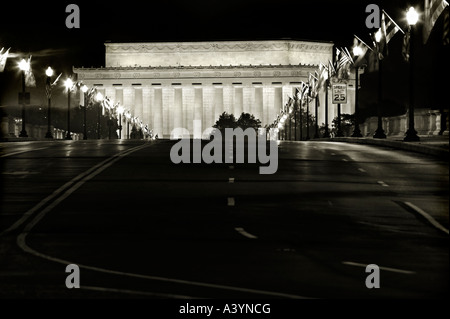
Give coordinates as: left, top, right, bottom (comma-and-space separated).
213, 112, 237, 131
236, 112, 261, 131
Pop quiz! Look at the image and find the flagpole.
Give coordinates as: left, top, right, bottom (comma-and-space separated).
382, 9, 405, 34
314, 96, 319, 138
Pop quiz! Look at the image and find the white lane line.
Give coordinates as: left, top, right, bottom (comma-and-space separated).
16, 233, 310, 299
82, 285, 196, 299
403, 202, 449, 235
235, 227, 258, 239
0, 143, 150, 236
227, 197, 235, 206
2, 171, 40, 175
358, 168, 366, 173
377, 181, 389, 187
228, 177, 235, 183
342, 261, 416, 275
0, 147, 49, 158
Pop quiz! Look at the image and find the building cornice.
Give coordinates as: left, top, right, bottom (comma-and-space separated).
105, 40, 334, 54
73, 64, 318, 81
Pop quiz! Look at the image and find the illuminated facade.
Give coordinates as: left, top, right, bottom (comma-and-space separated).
73, 40, 349, 138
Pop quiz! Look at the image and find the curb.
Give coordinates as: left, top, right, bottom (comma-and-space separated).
317, 137, 449, 160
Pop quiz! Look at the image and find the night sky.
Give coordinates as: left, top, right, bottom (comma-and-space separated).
0, 0, 448, 114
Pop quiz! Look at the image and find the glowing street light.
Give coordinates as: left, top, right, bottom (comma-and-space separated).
63, 77, 73, 140
351, 46, 363, 137
18, 59, 30, 137
404, 7, 420, 141
81, 85, 89, 140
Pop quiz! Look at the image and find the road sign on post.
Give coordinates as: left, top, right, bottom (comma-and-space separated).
332, 83, 347, 104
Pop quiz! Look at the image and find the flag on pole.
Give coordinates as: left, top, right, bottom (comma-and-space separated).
45, 73, 62, 99
443, 6, 450, 45
381, 10, 404, 44
402, 30, 410, 62
24, 56, 36, 87
0, 47, 10, 72
353, 35, 371, 67
424, 0, 449, 43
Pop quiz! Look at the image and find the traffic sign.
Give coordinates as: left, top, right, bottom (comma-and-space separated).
332, 83, 347, 104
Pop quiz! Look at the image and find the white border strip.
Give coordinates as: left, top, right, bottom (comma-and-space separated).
342, 261, 416, 274
403, 202, 449, 235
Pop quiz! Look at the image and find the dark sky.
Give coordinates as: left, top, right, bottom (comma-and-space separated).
1, 0, 448, 112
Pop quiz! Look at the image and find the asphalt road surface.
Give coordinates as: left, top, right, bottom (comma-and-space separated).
0, 139, 448, 302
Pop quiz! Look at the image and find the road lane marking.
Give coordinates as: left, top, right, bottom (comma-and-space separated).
342, 158, 348, 162
2, 171, 40, 175
14, 141, 312, 299
0, 147, 49, 158
16, 233, 310, 299
227, 197, 235, 206
235, 227, 258, 239
358, 168, 366, 173
0, 143, 150, 236
82, 285, 196, 299
342, 261, 416, 274
228, 178, 235, 183
402, 202, 449, 235
377, 181, 389, 187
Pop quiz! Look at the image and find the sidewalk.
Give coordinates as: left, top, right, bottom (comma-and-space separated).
318, 135, 449, 160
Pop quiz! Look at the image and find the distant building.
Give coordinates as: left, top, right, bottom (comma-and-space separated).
73, 40, 348, 138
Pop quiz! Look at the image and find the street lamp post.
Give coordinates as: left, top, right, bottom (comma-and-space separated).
305, 88, 310, 140
404, 7, 420, 142
81, 85, 89, 140
314, 95, 319, 138
64, 78, 73, 140
374, 29, 387, 139
95, 91, 103, 139
117, 105, 124, 139
323, 77, 331, 138
45, 67, 54, 138
351, 46, 363, 137
18, 59, 29, 137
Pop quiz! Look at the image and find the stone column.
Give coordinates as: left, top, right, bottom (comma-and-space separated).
142, 87, 152, 131
173, 85, 183, 130
274, 86, 282, 124
123, 87, 134, 117
203, 86, 214, 129
183, 86, 194, 134
233, 85, 243, 118
243, 86, 252, 114
153, 87, 163, 138
264, 87, 275, 127
223, 85, 232, 115
134, 87, 143, 122
162, 87, 174, 137
255, 85, 263, 123
194, 85, 203, 139
214, 84, 224, 122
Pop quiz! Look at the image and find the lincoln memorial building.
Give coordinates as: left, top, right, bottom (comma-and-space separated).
73, 40, 352, 138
